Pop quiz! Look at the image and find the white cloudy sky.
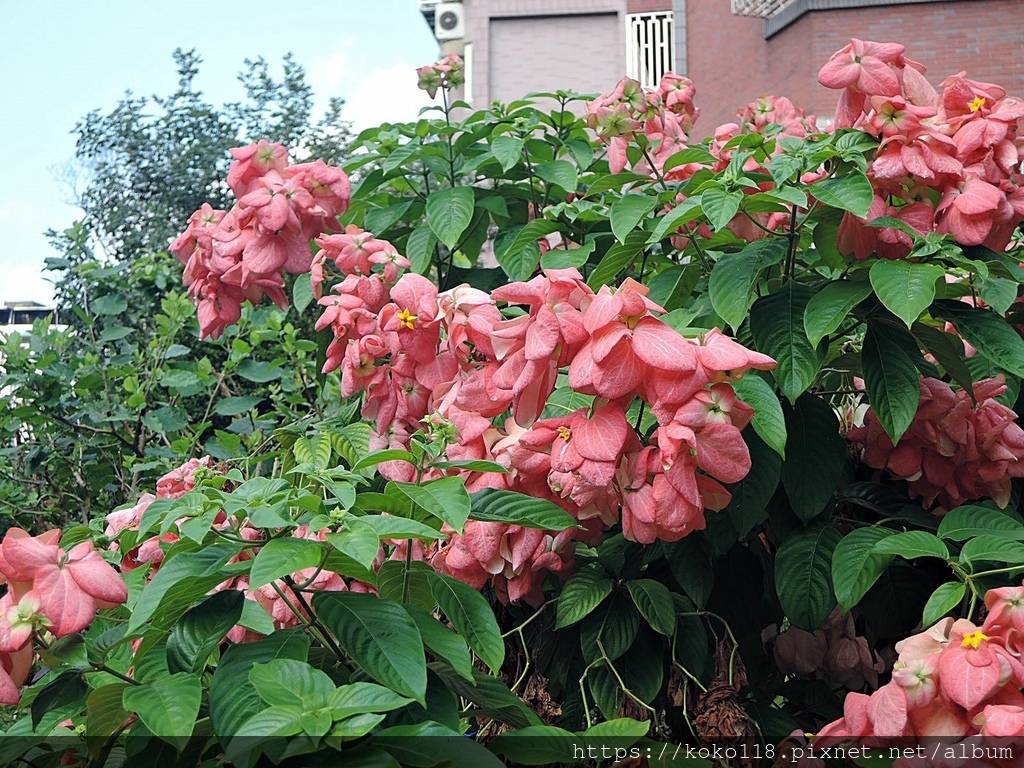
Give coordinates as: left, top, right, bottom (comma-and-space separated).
1, 1, 438, 306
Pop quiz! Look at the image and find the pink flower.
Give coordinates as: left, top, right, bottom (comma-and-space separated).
817, 39, 906, 97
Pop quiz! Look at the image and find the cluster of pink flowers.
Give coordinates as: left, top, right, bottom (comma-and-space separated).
807, 583, 1024, 755
0, 528, 128, 703
313, 247, 775, 601
818, 39, 1024, 257
172, 140, 351, 339
848, 375, 1024, 511
770, 607, 887, 691
586, 73, 700, 178
416, 53, 465, 100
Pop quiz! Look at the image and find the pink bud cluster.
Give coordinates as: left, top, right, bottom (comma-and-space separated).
585, 74, 699, 177
817, 39, 1024, 257
770, 607, 887, 690
847, 376, 1024, 511
416, 53, 465, 100
172, 140, 351, 339
811, 583, 1024, 753
313, 249, 775, 601
0, 528, 128, 703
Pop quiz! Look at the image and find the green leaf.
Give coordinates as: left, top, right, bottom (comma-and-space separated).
430, 573, 505, 674
913, 323, 975, 397
209, 630, 310, 739
701, 187, 743, 231
494, 220, 560, 282
122, 673, 201, 746
804, 280, 872, 347
426, 186, 475, 250
832, 528, 895, 611
587, 230, 649, 289
978, 276, 1019, 315
490, 726, 577, 765
647, 197, 703, 244
709, 239, 788, 331
808, 172, 874, 217
781, 395, 847, 521
389, 477, 471, 533
775, 523, 841, 630
725, 430, 782, 537
143, 405, 189, 434
731, 375, 786, 458
93, 294, 128, 315
86, 683, 129, 740
585, 171, 651, 198
357, 515, 445, 541
249, 659, 335, 707
870, 260, 944, 328
328, 683, 413, 720
610, 194, 658, 243
325, 520, 380, 570
540, 240, 596, 270
429, 664, 542, 729
31, 670, 87, 730
314, 592, 428, 704
751, 283, 823, 402
580, 598, 640, 661
932, 300, 1024, 379
433, 459, 508, 473
626, 580, 676, 636
938, 504, 1024, 541
535, 159, 578, 191
922, 582, 966, 627
663, 535, 714, 607
248, 538, 324, 590
235, 360, 282, 383
873, 531, 949, 560
583, 717, 652, 738
861, 323, 921, 444
373, 722, 508, 767
292, 272, 314, 314
960, 535, 1024, 565
404, 605, 475, 682
166, 590, 244, 674
213, 396, 264, 416
556, 568, 614, 628
469, 488, 579, 530
491, 136, 525, 172
406, 223, 439, 275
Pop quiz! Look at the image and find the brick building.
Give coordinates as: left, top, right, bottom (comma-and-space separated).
420, 0, 1024, 136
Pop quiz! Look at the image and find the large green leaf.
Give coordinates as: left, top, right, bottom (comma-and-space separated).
122, 673, 202, 748
647, 197, 703, 244
389, 477, 471, 534
535, 159, 579, 192
701, 187, 743, 232
709, 239, 788, 331
626, 579, 676, 636
469, 488, 579, 530
404, 605, 475, 682
873, 531, 950, 561
960, 535, 1024, 566
610, 194, 659, 243
921, 582, 966, 627
831, 527, 895, 611
208, 630, 310, 742
248, 537, 324, 590
494, 220, 561, 281
861, 323, 921, 444
430, 572, 505, 674
426, 186, 475, 250
938, 504, 1024, 541
314, 592, 428, 704
587, 230, 649, 289
725, 430, 782, 537
731, 375, 786, 458
751, 283, 823, 401
913, 322, 975, 396
932, 300, 1024, 379
808, 172, 873, 217
491, 136, 525, 172
803, 280, 872, 347
249, 659, 335, 708
780, 395, 847, 521
490, 726, 578, 766
870, 259, 944, 328
556, 567, 614, 628
166, 589, 244, 674
775, 523, 841, 630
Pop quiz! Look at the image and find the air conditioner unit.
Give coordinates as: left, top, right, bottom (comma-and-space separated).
434, 2, 465, 41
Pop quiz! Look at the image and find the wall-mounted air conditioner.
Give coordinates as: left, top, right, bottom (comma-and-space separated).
435, 2, 465, 41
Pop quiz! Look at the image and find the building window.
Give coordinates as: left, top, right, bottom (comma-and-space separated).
625, 12, 674, 89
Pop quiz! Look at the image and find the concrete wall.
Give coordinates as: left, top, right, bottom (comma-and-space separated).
684, 0, 1024, 137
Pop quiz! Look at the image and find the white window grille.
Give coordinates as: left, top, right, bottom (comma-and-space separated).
730, 0, 793, 17
625, 12, 675, 89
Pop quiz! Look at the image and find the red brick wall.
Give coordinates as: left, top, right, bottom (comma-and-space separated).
627, 0, 673, 12
687, 0, 1024, 137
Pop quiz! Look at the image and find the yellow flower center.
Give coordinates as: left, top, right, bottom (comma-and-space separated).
969, 96, 986, 113
397, 308, 417, 330
962, 630, 988, 649
556, 426, 572, 441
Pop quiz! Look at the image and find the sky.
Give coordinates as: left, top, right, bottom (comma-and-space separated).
0, 1, 439, 306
